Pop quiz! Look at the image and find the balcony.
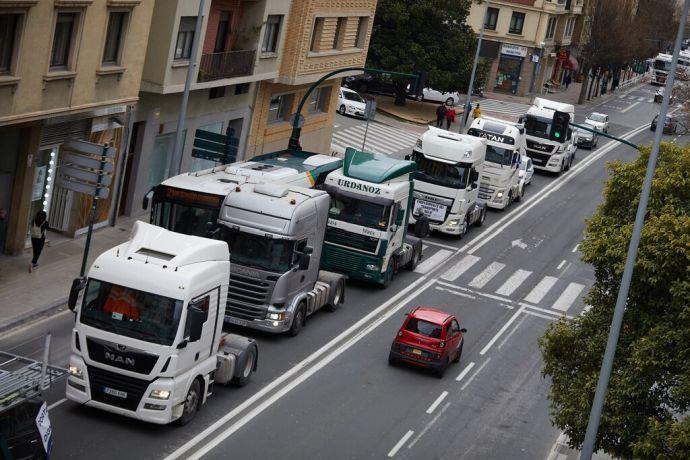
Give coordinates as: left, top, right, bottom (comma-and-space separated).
543, 0, 567, 13
198, 49, 256, 82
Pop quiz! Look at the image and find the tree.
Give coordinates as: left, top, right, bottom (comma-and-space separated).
539, 143, 690, 458
366, 0, 481, 105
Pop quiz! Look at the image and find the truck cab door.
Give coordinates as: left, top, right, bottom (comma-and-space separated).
290, 239, 311, 298
467, 168, 480, 204
177, 290, 218, 370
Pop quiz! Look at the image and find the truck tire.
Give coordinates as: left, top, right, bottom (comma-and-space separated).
379, 266, 393, 289
476, 208, 486, 227
288, 303, 306, 337
325, 280, 344, 312
405, 246, 422, 270
178, 379, 201, 426
514, 187, 522, 203
458, 216, 469, 239
231, 345, 256, 387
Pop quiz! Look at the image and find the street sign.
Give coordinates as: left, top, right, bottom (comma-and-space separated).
364, 100, 376, 121
60, 165, 112, 187
61, 151, 114, 172
55, 177, 109, 198
63, 139, 116, 158
192, 128, 239, 163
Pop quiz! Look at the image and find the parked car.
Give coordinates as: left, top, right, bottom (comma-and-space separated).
388, 307, 466, 378
650, 113, 678, 134
584, 112, 610, 133
654, 87, 675, 103
419, 88, 462, 105
343, 74, 397, 97
338, 87, 367, 118
575, 122, 599, 149
518, 155, 534, 185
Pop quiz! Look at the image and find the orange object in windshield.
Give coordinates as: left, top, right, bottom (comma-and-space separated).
104, 286, 140, 321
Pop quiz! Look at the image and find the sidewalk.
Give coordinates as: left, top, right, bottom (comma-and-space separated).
0, 215, 144, 333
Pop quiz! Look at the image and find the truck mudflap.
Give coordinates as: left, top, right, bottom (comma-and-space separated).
215, 334, 258, 387
316, 270, 346, 312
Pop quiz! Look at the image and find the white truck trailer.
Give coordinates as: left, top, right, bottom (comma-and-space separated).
65, 222, 258, 425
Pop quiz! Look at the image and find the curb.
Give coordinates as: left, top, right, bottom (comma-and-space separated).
0, 296, 68, 335
376, 107, 434, 126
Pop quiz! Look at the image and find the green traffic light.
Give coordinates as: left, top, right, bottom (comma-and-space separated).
554, 132, 561, 139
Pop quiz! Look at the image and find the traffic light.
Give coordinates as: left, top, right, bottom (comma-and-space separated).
410, 70, 427, 98
550, 111, 570, 141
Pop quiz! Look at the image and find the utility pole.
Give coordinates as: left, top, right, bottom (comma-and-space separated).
579, 1, 690, 458
171, 0, 206, 176
462, 0, 490, 130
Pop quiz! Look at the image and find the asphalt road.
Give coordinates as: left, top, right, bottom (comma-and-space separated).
0, 82, 679, 460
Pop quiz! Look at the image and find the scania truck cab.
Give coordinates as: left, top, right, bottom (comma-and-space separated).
146, 149, 342, 237
65, 222, 258, 425
468, 116, 525, 209
320, 148, 423, 288
216, 183, 346, 335
408, 127, 487, 236
522, 98, 576, 174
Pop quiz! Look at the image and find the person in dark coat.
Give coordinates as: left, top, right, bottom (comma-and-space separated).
445, 106, 456, 130
29, 210, 48, 272
436, 103, 446, 128
564, 73, 572, 90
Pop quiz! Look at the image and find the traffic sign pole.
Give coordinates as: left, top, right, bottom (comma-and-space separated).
79, 144, 109, 277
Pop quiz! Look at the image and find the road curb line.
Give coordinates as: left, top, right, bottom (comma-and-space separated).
0, 297, 67, 335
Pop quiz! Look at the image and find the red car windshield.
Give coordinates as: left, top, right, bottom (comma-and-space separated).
405, 318, 443, 339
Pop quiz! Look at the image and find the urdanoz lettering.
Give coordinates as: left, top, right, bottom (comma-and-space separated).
337, 179, 381, 195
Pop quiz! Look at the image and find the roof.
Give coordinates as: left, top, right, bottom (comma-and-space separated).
411, 307, 453, 324
342, 147, 415, 183
532, 97, 575, 114
418, 127, 487, 163
223, 183, 326, 221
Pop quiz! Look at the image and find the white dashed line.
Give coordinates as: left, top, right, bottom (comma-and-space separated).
571, 243, 580, 253
621, 101, 640, 113
460, 357, 492, 390
455, 362, 476, 382
556, 260, 566, 270
426, 391, 448, 414
480, 305, 526, 356
48, 398, 68, 410
388, 430, 415, 457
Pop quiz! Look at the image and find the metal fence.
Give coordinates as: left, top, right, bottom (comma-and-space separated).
198, 50, 256, 82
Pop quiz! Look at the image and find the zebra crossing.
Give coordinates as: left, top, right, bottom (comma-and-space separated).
617, 93, 655, 103
331, 122, 420, 155
472, 98, 531, 118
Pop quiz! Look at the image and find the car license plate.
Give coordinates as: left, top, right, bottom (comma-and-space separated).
103, 386, 127, 399
413, 199, 446, 222
225, 316, 248, 327
412, 348, 422, 356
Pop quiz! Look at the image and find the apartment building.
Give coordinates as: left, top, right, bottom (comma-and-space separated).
467, 0, 584, 97
0, 0, 154, 255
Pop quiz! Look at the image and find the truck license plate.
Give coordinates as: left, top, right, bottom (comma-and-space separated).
412, 349, 422, 356
225, 316, 248, 327
413, 200, 446, 222
103, 386, 127, 399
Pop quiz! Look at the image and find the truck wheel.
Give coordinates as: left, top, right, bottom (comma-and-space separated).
476, 208, 486, 227
406, 246, 422, 270
514, 187, 522, 203
325, 280, 344, 312
178, 379, 201, 426
458, 216, 469, 238
231, 346, 256, 387
288, 303, 306, 337
379, 267, 393, 289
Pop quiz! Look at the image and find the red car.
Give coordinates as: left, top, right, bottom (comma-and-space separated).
388, 307, 466, 377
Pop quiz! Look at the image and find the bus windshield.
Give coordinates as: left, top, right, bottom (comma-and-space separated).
524, 115, 552, 140
411, 150, 471, 189
654, 59, 671, 71
151, 187, 224, 237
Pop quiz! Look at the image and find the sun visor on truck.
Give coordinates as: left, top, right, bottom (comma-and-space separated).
323, 184, 395, 206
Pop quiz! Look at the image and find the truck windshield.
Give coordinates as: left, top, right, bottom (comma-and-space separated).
654, 59, 670, 71
151, 187, 224, 237
328, 194, 391, 230
524, 115, 552, 140
485, 145, 513, 166
219, 227, 294, 273
411, 151, 470, 189
80, 279, 183, 346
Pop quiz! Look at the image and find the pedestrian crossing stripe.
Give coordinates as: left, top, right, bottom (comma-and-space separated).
474, 98, 530, 117
331, 123, 420, 155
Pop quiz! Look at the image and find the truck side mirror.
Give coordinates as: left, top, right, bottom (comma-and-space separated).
298, 252, 311, 270
142, 189, 154, 210
395, 208, 405, 226
404, 154, 411, 161
186, 305, 206, 342
68, 277, 86, 311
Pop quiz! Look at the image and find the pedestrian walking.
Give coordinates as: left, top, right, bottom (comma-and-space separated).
29, 210, 48, 272
564, 73, 572, 90
436, 103, 446, 128
0, 208, 7, 253
472, 103, 481, 119
445, 106, 456, 130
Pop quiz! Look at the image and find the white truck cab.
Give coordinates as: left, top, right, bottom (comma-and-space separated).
66, 222, 258, 425
522, 98, 576, 174
467, 116, 525, 209
408, 127, 487, 236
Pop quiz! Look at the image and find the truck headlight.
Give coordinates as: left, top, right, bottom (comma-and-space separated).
69, 365, 83, 379
496, 191, 504, 199
447, 219, 460, 227
267, 312, 285, 321
366, 264, 379, 271
149, 389, 171, 400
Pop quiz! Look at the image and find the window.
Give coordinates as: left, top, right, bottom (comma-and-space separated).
267, 93, 294, 123
333, 17, 346, 50
564, 17, 576, 37
234, 82, 250, 94
405, 318, 442, 339
308, 86, 331, 113
50, 12, 78, 70
209, 86, 226, 99
102, 11, 127, 65
484, 7, 499, 30
310, 17, 324, 52
509, 12, 525, 34
354, 16, 368, 48
214, 11, 230, 52
261, 15, 282, 53
545, 17, 557, 39
175, 16, 196, 60
0, 14, 20, 73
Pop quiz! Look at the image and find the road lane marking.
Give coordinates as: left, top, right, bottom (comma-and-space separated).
572, 243, 579, 253
523, 310, 557, 320
48, 398, 67, 410
523, 276, 558, 304
497, 315, 527, 350
621, 101, 640, 113
551, 282, 586, 312
435, 286, 476, 299
414, 249, 453, 274
426, 391, 448, 414
480, 305, 525, 356
636, 96, 646, 102
455, 362, 476, 382
496, 269, 532, 296
422, 239, 463, 251
519, 302, 575, 320
388, 430, 414, 457
460, 122, 651, 255
460, 357, 492, 390
408, 402, 451, 449
468, 262, 505, 289
440, 255, 481, 282
436, 281, 512, 304
556, 260, 566, 270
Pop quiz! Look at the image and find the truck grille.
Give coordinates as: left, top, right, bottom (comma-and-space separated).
226, 273, 270, 320
87, 365, 152, 412
526, 139, 555, 153
526, 151, 552, 166
323, 244, 364, 272
325, 227, 378, 253
478, 185, 494, 200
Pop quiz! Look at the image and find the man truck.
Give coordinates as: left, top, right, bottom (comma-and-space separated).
65, 222, 258, 425
407, 127, 487, 237
320, 147, 423, 288
467, 116, 525, 209
521, 97, 576, 174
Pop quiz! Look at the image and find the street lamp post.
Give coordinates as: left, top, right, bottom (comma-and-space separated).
462, 0, 490, 130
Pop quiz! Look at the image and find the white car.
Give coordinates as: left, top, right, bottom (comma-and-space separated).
420, 88, 462, 105
584, 112, 610, 133
338, 87, 367, 118
518, 155, 534, 185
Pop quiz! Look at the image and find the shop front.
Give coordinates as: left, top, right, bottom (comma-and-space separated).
494, 44, 528, 95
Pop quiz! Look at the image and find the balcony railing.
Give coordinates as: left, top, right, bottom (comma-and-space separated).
198, 50, 256, 82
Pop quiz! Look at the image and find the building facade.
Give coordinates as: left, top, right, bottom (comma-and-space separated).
0, 0, 154, 255
467, 0, 584, 97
